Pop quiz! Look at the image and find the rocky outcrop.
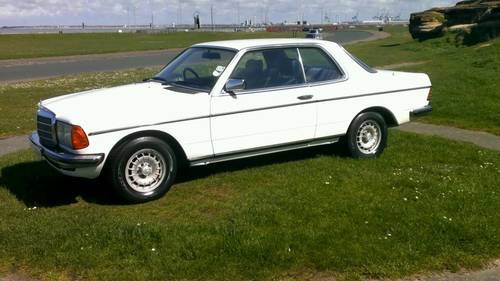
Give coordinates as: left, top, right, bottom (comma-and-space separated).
409, 0, 500, 43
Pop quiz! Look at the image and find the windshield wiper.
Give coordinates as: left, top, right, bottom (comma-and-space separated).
143, 76, 166, 83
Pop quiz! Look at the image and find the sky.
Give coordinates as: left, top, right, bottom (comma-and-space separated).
0, 0, 458, 26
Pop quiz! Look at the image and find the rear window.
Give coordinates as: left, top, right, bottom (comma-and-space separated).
343, 49, 377, 73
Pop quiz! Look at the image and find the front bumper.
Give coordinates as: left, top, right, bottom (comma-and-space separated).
29, 132, 104, 171
411, 105, 433, 117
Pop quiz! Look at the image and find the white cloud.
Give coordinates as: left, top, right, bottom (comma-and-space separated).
0, 0, 458, 26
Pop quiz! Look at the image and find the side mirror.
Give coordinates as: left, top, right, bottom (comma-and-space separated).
224, 79, 246, 94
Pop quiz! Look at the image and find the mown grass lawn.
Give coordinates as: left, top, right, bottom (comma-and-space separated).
347, 26, 500, 135
0, 32, 294, 60
0, 131, 499, 280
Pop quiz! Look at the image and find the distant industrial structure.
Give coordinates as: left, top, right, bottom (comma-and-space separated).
1, 7, 408, 35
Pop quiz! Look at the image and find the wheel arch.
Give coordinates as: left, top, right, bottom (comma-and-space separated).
358, 106, 398, 128
105, 130, 189, 169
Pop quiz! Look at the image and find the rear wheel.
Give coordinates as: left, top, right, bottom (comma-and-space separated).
108, 137, 177, 203
345, 112, 387, 158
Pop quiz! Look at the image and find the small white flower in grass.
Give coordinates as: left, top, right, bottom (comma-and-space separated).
288, 247, 291, 252
151, 248, 156, 252
415, 196, 419, 200
80, 247, 84, 250
387, 233, 392, 237
365, 221, 369, 224
403, 197, 408, 201
137, 223, 141, 226
325, 181, 330, 185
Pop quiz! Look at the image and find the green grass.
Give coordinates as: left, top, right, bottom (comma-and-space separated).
0, 32, 294, 60
347, 26, 500, 135
0, 132, 499, 280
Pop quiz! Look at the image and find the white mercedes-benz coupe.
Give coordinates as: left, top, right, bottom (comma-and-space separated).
31, 38, 432, 203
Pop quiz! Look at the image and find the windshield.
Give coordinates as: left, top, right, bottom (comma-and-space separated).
154, 47, 236, 91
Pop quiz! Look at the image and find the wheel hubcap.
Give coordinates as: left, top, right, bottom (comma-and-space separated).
356, 120, 382, 154
125, 149, 167, 194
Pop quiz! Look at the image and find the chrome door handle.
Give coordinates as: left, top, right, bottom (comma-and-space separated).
297, 95, 313, 100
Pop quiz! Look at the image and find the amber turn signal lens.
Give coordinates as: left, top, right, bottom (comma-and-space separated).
71, 125, 89, 150
427, 88, 432, 101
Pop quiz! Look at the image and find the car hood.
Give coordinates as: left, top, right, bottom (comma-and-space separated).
41, 82, 209, 134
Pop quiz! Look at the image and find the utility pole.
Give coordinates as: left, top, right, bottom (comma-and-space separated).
237, 2, 240, 26
132, 5, 136, 27
177, 0, 182, 25
127, 6, 130, 27
210, 5, 214, 31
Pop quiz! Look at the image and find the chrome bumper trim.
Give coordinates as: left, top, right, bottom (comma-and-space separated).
30, 132, 104, 170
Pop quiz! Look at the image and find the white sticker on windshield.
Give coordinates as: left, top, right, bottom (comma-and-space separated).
212, 65, 226, 77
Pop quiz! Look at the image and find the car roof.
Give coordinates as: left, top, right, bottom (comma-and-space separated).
193, 38, 335, 51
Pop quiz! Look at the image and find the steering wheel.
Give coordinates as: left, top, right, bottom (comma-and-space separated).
183, 67, 200, 81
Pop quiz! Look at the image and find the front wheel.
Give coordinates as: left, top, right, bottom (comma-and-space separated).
345, 112, 387, 158
107, 137, 177, 203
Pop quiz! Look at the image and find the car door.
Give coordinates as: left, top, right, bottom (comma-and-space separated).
297, 47, 350, 138
210, 47, 317, 155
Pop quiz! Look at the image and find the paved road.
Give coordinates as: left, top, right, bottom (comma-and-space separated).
0, 50, 177, 83
0, 31, 375, 83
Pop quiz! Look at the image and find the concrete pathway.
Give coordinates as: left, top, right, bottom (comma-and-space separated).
377, 61, 429, 70
401, 260, 500, 281
0, 135, 30, 157
1, 122, 500, 158
397, 122, 500, 152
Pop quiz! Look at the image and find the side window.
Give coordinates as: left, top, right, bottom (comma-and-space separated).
299, 48, 343, 83
230, 48, 305, 91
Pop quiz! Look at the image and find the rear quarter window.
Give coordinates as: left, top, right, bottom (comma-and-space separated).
343, 49, 377, 73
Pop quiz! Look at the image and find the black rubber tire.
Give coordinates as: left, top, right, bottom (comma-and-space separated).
345, 112, 388, 158
107, 136, 177, 203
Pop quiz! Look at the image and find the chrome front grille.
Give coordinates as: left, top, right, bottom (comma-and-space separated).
37, 107, 57, 148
